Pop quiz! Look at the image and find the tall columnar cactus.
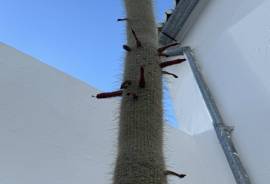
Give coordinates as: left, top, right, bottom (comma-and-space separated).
113, 1, 166, 184
95, 0, 186, 183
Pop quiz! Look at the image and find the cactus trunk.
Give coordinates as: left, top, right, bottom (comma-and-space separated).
113, 1, 166, 184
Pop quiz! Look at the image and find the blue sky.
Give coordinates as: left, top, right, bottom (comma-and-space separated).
0, 0, 178, 127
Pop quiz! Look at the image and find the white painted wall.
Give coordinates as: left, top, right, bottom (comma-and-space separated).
0, 43, 119, 184
0, 43, 236, 183
168, 0, 270, 183
164, 55, 212, 135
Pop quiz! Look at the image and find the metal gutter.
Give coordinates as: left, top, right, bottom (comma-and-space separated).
159, 0, 201, 45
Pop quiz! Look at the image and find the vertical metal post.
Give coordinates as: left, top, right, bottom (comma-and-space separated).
168, 46, 252, 184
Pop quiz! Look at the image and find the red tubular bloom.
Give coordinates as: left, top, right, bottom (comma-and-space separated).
162, 71, 178, 78
131, 29, 142, 48
96, 90, 123, 99
117, 18, 128, 21
160, 59, 186, 68
158, 42, 179, 53
139, 66, 145, 88
164, 170, 186, 179
123, 45, 132, 52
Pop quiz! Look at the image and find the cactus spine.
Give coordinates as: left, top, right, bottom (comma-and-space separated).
113, 1, 167, 184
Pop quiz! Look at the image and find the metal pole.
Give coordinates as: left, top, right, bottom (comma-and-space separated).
168, 46, 252, 184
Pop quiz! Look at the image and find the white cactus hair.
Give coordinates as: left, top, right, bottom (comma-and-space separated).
113, 0, 167, 184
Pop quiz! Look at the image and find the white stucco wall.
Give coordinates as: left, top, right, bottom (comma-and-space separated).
0, 43, 119, 183
0, 43, 236, 183
168, 0, 270, 183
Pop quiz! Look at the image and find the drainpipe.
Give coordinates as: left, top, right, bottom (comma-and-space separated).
166, 46, 252, 184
